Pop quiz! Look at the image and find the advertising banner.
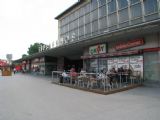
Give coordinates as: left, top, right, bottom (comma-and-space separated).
130, 56, 143, 77
107, 58, 118, 71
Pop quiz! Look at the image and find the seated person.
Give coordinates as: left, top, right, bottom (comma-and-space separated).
79, 68, 87, 77
97, 70, 106, 80
62, 70, 69, 83
69, 68, 78, 84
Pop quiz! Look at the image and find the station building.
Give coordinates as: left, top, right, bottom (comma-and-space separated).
16, 0, 160, 84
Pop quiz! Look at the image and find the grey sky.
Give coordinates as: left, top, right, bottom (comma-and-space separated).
0, 0, 77, 60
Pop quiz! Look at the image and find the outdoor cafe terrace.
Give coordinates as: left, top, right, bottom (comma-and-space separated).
51, 70, 143, 95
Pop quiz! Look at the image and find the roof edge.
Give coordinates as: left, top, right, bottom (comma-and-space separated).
55, 0, 85, 20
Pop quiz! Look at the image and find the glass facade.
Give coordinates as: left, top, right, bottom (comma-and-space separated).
144, 52, 160, 81
85, 58, 107, 73
58, 0, 160, 45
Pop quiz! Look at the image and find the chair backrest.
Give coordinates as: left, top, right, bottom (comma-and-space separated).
132, 71, 141, 77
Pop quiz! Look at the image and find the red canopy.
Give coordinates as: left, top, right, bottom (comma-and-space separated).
0, 60, 7, 67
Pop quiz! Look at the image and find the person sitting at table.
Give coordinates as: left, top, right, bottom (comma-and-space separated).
69, 68, 78, 84
62, 70, 69, 83
107, 67, 117, 86
79, 68, 87, 77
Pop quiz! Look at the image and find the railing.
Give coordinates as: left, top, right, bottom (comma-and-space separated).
52, 71, 143, 92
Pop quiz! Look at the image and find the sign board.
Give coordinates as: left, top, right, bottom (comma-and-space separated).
89, 44, 106, 55
39, 44, 50, 52
115, 39, 144, 50
6, 54, 12, 60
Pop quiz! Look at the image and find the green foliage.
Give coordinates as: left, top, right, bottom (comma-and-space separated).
22, 54, 27, 58
27, 43, 40, 55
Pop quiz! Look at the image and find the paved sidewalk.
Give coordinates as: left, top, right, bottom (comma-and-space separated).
0, 74, 160, 120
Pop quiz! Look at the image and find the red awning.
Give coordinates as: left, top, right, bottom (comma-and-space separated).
0, 60, 8, 67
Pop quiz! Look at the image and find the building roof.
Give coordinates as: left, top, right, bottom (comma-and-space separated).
55, 0, 85, 19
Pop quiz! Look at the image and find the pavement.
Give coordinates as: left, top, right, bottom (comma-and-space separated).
0, 74, 160, 120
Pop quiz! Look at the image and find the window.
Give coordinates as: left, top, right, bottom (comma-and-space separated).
99, 5, 106, 18
79, 7, 84, 17
108, 0, 117, 13
85, 13, 90, 24
73, 19, 78, 29
144, 0, 158, 14
91, 0, 98, 10
91, 9, 98, 21
92, 20, 98, 32
108, 13, 117, 26
99, 0, 106, 6
130, 0, 140, 4
99, 17, 107, 30
131, 3, 142, 19
85, 4, 90, 14
79, 26, 84, 37
119, 8, 129, 22
85, 23, 91, 35
118, 0, 128, 9
79, 16, 84, 26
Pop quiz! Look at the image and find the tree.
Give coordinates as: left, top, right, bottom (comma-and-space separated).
27, 43, 40, 55
22, 54, 27, 58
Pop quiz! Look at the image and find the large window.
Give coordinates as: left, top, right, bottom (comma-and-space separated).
91, 9, 98, 21
118, 0, 128, 9
119, 8, 129, 23
118, 0, 129, 23
108, 0, 117, 13
99, 17, 107, 30
99, 0, 106, 6
144, 0, 158, 14
79, 26, 84, 37
92, 20, 98, 33
85, 23, 91, 35
91, 0, 98, 10
99, 5, 106, 18
108, 13, 117, 26
85, 13, 91, 24
130, 3, 142, 19
130, 0, 140, 4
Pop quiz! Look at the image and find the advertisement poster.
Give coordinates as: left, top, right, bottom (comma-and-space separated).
117, 57, 129, 69
130, 56, 143, 77
107, 58, 118, 71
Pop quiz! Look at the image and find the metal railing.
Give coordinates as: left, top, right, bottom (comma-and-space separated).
52, 70, 143, 92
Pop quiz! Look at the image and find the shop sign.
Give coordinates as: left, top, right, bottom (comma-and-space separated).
115, 39, 144, 50
89, 44, 106, 55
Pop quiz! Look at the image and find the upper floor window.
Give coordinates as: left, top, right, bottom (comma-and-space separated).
85, 4, 90, 14
130, 0, 140, 4
144, 0, 158, 14
108, 0, 117, 13
91, 0, 98, 10
118, 0, 128, 9
99, 0, 106, 6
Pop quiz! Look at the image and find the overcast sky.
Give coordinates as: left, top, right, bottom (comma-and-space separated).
0, 0, 77, 60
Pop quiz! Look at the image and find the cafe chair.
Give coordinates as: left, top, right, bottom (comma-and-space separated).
130, 71, 141, 84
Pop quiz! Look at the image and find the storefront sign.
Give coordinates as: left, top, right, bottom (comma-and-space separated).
89, 44, 106, 55
115, 39, 144, 50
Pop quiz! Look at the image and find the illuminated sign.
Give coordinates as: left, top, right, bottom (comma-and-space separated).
89, 44, 106, 55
